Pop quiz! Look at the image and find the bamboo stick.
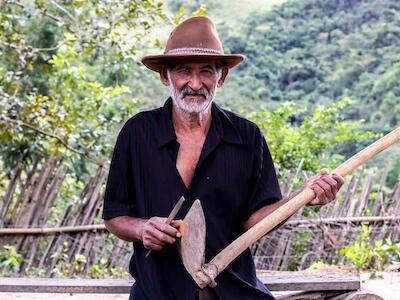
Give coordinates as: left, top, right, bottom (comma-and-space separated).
0, 163, 22, 226
0, 215, 398, 236
0, 224, 106, 235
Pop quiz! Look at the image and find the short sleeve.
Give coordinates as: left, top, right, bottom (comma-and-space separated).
102, 123, 136, 220
246, 128, 282, 219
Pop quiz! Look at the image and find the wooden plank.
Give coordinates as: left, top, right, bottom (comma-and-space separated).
0, 272, 360, 293
0, 278, 132, 294
258, 272, 360, 291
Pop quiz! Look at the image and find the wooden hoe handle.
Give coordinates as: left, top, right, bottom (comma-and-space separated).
197, 127, 400, 288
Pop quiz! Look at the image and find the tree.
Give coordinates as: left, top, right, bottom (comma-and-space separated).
0, 1, 166, 175
246, 98, 375, 172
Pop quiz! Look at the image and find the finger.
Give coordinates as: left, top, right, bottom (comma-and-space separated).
314, 180, 334, 201
170, 220, 183, 237
170, 220, 183, 228
142, 232, 164, 246
144, 242, 163, 251
320, 175, 338, 195
320, 174, 337, 186
148, 217, 181, 237
332, 173, 345, 188
310, 183, 326, 203
308, 197, 319, 205
148, 227, 176, 244
142, 236, 164, 251
144, 233, 165, 244
149, 217, 167, 224
154, 221, 181, 238
149, 228, 175, 244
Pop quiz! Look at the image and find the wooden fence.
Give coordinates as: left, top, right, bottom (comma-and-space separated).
253, 166, 400, 270
0, 156, 131, 277
0, 155, 399, 277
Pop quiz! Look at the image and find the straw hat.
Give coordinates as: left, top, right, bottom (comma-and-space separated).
141, 16, 245, 72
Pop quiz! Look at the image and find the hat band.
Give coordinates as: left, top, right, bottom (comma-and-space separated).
165, 47, 223, 55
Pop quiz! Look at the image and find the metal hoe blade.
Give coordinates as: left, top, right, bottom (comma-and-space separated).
178, 199, 206, 287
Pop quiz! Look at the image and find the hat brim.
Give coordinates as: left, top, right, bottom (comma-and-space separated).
141, 53, 246, 72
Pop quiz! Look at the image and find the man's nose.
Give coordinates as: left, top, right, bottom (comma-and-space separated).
187, 73, 203, 91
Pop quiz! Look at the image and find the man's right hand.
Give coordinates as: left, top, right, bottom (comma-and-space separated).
140, 217, 182, 251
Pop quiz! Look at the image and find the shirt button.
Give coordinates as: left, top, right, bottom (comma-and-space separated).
206, 176, 210, 180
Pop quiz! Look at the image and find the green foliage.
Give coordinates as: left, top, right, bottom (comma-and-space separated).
340, 224, 400, 271
307, 261, 332, 270
287, 230, 313, 270
0, 245, 23, 274
87, 258, 128, 278
0, 0, 166, 174
218, 0, 400, 131
0, 6, 171, 272
26, 267, 46, 278
168, 2, 208, 25
88, 258, 108, 278
246, 98, 375, 171
386, 151, 400, 187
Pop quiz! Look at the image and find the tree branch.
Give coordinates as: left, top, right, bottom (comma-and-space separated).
9, 1, 68, 26
0, 115, 98, 164
285, 215, 400, 226
50, 0, 76, 23
0, 42, 59, 53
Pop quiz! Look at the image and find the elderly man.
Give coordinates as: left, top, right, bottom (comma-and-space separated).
103, 16, 343, 300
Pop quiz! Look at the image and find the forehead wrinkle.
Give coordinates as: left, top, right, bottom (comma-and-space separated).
171, 60, 219, 70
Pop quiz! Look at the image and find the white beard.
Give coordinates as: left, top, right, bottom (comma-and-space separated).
168, 73, 218, 119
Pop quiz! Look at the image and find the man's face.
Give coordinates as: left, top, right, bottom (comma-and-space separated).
166, 61, 222, 115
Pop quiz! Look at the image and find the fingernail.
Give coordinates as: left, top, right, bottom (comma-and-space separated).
176, 232, 181, 237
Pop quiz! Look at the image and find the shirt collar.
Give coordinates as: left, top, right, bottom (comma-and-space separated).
156, 97, 242, 148
212, 102, 243, 145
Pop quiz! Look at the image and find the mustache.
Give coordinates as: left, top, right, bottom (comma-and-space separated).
180, 86, 209, 99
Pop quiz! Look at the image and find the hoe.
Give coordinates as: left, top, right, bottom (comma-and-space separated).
178, 127, 400, 288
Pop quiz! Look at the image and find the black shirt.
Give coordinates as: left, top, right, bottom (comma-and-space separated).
102, 98, 282, 300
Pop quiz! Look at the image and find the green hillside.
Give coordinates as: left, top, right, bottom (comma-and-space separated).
142, 0, 400, 132
216, 0, 400, 131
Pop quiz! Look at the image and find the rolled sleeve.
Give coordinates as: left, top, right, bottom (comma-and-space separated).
102, 123, 136, 220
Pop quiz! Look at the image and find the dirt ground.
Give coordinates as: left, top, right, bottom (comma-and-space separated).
359, 272, 400, 300
0, 272, 398, 300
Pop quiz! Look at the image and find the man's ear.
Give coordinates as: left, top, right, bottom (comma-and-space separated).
217, 67, 229, 87
159, 66, 169, 86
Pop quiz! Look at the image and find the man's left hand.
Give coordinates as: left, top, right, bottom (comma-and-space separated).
306, 169, 345, 205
